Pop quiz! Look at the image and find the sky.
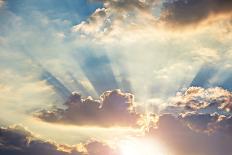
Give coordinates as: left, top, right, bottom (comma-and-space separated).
0, 0, 232, 155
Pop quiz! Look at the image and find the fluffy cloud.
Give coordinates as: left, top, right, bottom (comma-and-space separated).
168, 87, 232, 112
36, 89, 140, 127
72, 0, 159, 37
148, 113, 232, 155
161, 0, 232, 27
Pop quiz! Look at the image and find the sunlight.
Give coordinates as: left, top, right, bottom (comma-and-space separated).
118, 138, 166, 155
137, 113, 158, 131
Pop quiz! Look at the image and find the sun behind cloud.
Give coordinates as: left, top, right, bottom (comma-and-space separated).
118, 137, 167, 155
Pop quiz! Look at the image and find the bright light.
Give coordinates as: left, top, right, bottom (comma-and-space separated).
118, 138, 166, 155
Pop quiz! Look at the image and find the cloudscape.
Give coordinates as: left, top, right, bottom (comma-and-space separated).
1, 0, 232, 155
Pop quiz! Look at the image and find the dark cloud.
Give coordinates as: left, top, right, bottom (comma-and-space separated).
148, 113, 232, 155
180, 112, 223, 133
161, 0, 232, 26
0, 125, 119, 155
36, 89, 140, 127
85, 141, 117, 155
149, 87, 232, 155
0, 125, 81, 155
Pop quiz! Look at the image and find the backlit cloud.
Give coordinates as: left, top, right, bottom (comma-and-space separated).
148, 112, 232, 155
0, 125, 120, 155
168, 87, 232, 112
36, 89, 140, 127
0, 125, 81, 155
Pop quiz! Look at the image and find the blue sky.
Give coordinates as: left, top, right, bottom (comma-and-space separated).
5, 0, 102, 24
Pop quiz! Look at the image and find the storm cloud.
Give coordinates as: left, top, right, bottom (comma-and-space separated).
161, 0, 232, 27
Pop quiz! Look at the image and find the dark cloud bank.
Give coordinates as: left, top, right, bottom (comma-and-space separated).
0, 125, 117, 155
148, 112, 232, 155
161, 0, 232, 26
1, 87, 232, 155
2, 101, 232, 155
0, 125, 80, 155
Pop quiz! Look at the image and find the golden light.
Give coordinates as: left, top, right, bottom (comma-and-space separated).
118, 138, 167, 155
137, 113, 158, 131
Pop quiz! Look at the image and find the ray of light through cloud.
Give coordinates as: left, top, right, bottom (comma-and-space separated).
1, 0, 232, 155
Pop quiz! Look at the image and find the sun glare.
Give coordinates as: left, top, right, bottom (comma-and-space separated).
118, 138, 166, 155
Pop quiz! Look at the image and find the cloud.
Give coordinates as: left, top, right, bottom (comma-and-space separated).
72, 0, 160, 38
0, 125, 120, 155
180, 112, 224, 133
168, 87, 232, 112
74, 0, 232, 36
148, 113, 232, 155
161, 0, 232, 27
93, 0, 157, 11
2, 102, 232, 155
36, 89, 140, 127
85, 141, 117, 155
0, 125, 81, 155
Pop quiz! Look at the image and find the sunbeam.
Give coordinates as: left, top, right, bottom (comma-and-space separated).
1, 0, 232, 155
